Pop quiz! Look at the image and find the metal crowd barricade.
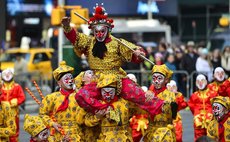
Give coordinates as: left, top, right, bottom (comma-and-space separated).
125, 69, 190, 99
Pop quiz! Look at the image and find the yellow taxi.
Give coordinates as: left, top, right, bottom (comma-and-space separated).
0, 48, 54, 80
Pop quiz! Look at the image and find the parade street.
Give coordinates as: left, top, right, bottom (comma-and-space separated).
19, 109, 194, 142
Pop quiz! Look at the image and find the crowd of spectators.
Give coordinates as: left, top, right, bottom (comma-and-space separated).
122, 40, 230, 97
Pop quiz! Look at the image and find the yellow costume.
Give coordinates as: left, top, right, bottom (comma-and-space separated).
85, 98, 133, 142
74, 71, 101, 142
39, 91, 86, 142
144, 89, 176, 142
207, 96, 230, 142
144, 64, 176, 142
64, 5, 166, 120
73, 33, 135, 78
39, 61, 86, 142
83, 74, 133, 142
23, 114, 53, 142
0, 102, 16, 142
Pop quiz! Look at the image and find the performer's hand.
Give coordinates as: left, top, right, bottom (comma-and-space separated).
133, 48, 146, 57
10, 98, 18, 107
61, 17, 71, 27
62, 133, 71, 142
52, 122, 62, 132
145, 91, 154, 102
95, 109, 107, 119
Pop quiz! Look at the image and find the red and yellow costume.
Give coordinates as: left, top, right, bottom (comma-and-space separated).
207, 96, 230, 142
0, 81, 25, 142
83, 74, 135, 142
63, 8, 165, 119
0, 101, 17, 142
218, 78, 230, 97
129, 103, 149, 142
207, 80, 223, 92
174, 92, 188, 142
64, 28, 164, 117
39, 62, 86, 142
144, 64, 176, 142
85, 98, 134, 142
188, 88, 217, 141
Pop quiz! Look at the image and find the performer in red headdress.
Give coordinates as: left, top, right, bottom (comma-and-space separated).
62, 3, 173, 119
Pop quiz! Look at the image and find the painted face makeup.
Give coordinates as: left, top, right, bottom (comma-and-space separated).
166, 81, 177, 93
169, 80, 177, 93
33, 128, 50, 142
1, 69, 14, 82
214, 67, 225, 82
196, 74, 207, 90
101, 87, 116, 102
152, 73, 166, 89
83, 70, 94, 83
60, 73, 74, 90
212, 103, 226, 121
93, 25, 108, 42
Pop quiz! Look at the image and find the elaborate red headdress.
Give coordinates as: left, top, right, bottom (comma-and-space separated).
88, 3, 114, 29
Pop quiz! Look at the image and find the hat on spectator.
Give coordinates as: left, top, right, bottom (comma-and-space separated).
200, 48, 209, 55
187, 41, 195, 47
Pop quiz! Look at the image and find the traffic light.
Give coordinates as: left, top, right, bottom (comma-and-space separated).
71, 7, 89, 25
219, 17, 229, 27
51, 8, 66, 26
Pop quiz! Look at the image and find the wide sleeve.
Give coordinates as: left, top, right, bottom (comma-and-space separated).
175, 92, 188, 111
117, 38, 139, 62
84, 113, 100, 127
75, 106, 87, 125
75, 104, 101, 127
121, 78, 164, 119
187, 93, 196, 115
207, 120, 218, 140
63, 26, 92, 57
218, 79, 230, 97
63, 27, 77, 45
75, 82, 110, 114
14, 84, 26, 105
0, 102, 16, 137
39, 94, 56, 127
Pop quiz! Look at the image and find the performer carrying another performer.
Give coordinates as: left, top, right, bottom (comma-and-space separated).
62, 3, 173, 119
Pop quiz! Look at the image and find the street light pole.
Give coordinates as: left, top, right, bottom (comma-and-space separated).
148, 0, 153, 20
58, 0, 65, 63
229, 0, 230, 29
